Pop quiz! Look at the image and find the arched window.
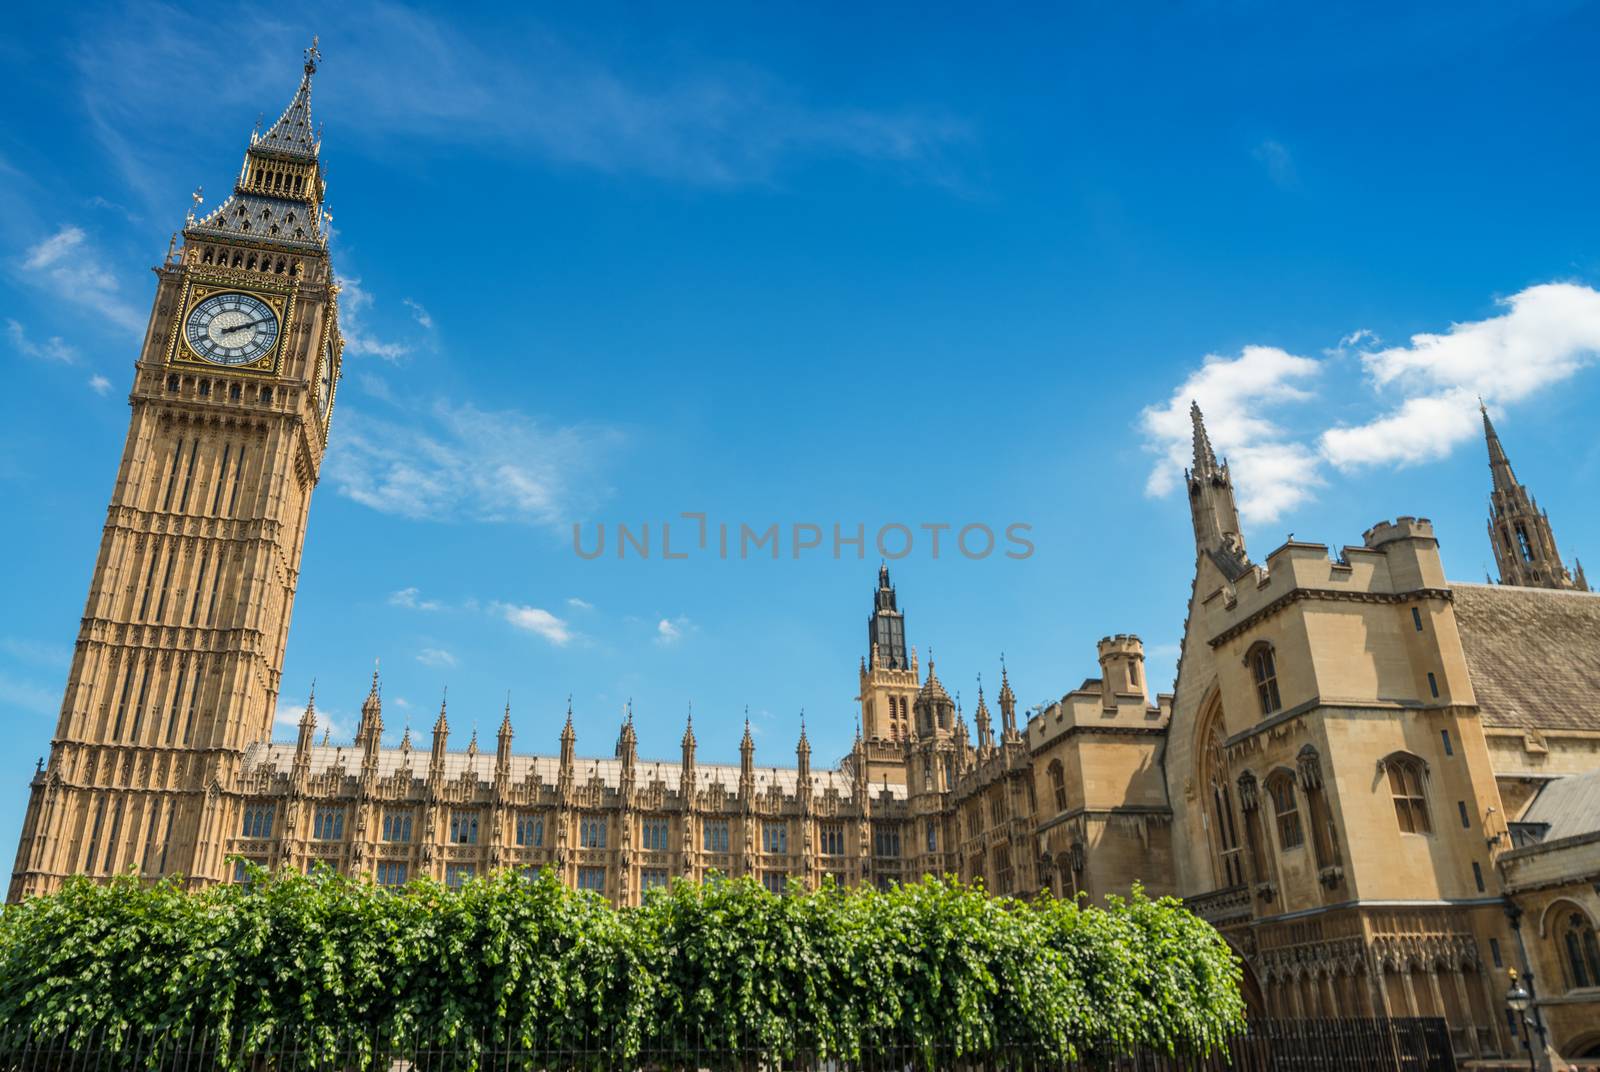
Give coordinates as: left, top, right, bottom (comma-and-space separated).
1248, 643, 1282, 716
1048, 760, 1067, 811
1201, 703, 1246, 888
1266, 770, 1303, 849
1384, 754, 1431, 834
1559, 909, 1600, 991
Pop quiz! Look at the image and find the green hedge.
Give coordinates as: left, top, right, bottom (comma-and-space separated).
0, 868, 1243, 1063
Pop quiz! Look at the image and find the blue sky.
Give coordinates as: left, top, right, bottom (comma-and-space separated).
4, 2, 1600, 854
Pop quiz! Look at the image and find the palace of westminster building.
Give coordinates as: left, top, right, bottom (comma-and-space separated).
8, 48, 1600, 1063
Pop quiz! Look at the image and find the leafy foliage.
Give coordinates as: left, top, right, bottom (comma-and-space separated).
0, 869, 1243, 1064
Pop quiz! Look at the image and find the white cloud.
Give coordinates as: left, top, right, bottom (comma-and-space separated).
496, 603, 572, 646
1143, 282, 1600, 529
337, 277, 409, 361
18, 226, 145, 333
389, 586, 443, 611
1140, 344, 1324, 523
7, 319, 79, 364
654, 616, 691, 646
326, 400, 621, 526
275, 703, 350, 741
566, 597, 594, 611
1322, 283, 1600, 469
416, 647, 457, 668
1252, 139, 1297, 188
88, 374, 112, 395
403, 298, 434, 330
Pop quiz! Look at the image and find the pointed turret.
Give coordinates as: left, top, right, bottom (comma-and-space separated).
188, 39, 329, 250
998, 659, 1020, 742
496, 697, 515, 774
1483, 403, 1588, 591
356, 664, 382, 751
680, 706, 697, 778
431, 692, 449, 766
1185, 402, 1249, 578
295, 684, 318, 756
974, 679, 994, 752
796, 712, 812, 782
739, 711, 756, 795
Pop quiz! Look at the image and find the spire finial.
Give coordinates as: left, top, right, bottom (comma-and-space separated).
1190, 400, 1219, 474
305, 35, 321, 75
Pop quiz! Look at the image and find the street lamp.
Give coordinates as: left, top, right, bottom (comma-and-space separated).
1504, 968, 1547, 1072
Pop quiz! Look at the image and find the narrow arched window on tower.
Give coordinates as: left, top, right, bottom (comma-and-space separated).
1249, 644, 1282, 716
1386, 755, 1431, 834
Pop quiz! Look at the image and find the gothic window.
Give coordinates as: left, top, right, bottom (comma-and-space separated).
1249, 644, 1282, 716
445, 864, 475, 889
1558, 909, 1600, 991
576, 866, 605, 893
702, 820, 729, 853
1048, 760, 1068, 812
640, 868, 669, 892
819, 823, 844, 856
382, 811, 413, 843
992, 844, 1014, 895
873, 825, 901, 857
762, 822, 788, 854
579, 817, 606, 849
641, 818, 669, 852
240, 805, 274, 839
375, 862, 407, 887
989, 793, 1005, 825
1516, 523, 1533, 562
311, 806, 344, 841
1266, 771, 1303, 850
761, 871, 788, 894
1203, 709, 1246, 888
1295, 747, 1341, 872
926, 820, 938, 854
449, 810, 479, 845
515, 812, 542, 847
1385, 754, 1432, 834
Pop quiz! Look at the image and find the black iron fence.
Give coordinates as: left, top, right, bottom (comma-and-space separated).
0, 1018, 1456, 1072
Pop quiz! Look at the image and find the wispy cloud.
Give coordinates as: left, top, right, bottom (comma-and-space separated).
337, 277, 409, 361
71, 3, 971, 195
326, 399, 621, 526
0, 671, 59, 718
1252, 138, 1297, 188
88, 374, 112, 395
1142, 282, 1600, 527
389, 586, 444, 611
18, 226, 144, 333
6, 319, 78, 364
654, 616, 693, 646
416, 647, 457, 668
403, 298, 434, 330
495, 602, 572, 646
566, 597, 594, 611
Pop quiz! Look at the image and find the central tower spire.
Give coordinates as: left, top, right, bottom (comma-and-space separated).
1186, 402, 1249, 579
1483, 405, 1587, 591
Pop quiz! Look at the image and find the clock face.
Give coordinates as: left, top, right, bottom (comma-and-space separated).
317, 337, 336, 422
184, 292, 279, 366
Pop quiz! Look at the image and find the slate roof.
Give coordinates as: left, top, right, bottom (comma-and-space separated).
1452, 583, 1600, 733
189, 193, 323, 249
1517, 767, 1600, 842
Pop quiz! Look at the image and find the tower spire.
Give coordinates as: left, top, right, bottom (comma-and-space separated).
1482, 405, 1587, 591
1185, 401, 1249, 577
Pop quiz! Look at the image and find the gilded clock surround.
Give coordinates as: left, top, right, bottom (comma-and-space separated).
168, 273, 296, 375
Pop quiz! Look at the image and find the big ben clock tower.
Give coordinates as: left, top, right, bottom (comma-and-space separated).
8, 42, 342, 900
